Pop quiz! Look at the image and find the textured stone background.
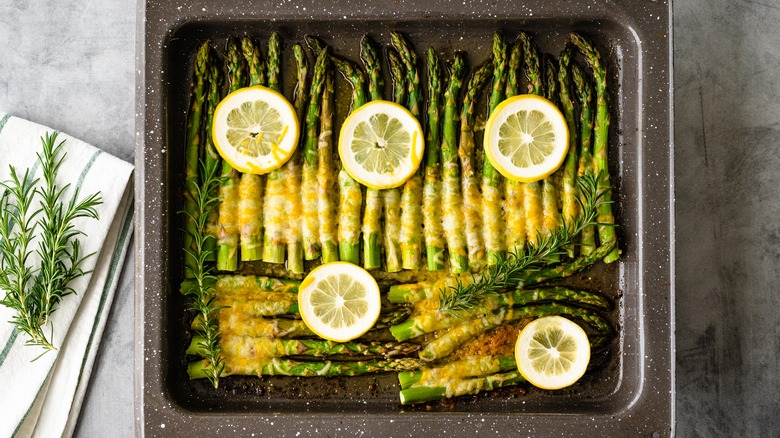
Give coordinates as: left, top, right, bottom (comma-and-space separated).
1, 0, 778, 436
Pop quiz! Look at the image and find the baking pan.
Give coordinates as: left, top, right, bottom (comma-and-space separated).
135, 0, 674, 435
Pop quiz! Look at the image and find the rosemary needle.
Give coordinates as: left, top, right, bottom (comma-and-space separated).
0, 132, 102, 354
437, 172, 611, 314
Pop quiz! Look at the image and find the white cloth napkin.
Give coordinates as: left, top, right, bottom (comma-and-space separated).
0, 114, 134, 438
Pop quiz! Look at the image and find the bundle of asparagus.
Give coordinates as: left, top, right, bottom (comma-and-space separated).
180, 30, 620, 401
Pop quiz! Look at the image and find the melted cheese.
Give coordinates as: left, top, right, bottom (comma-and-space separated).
338, 170, 362, 243
504, 180, 526, 253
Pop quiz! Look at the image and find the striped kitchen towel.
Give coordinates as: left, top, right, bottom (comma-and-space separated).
0, 114, 134, 438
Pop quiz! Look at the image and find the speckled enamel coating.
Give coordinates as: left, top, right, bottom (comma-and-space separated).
135, 0, 673, 436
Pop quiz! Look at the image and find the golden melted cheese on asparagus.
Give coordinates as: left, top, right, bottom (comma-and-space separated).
263, 169, 288, 245
441, 162, 467, 259
237, 173, 263, 252
338, 170, 362, 244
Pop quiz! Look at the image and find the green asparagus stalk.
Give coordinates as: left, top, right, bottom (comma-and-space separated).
213, 275, 300, 295
557, 47, 581, 258
189, 356, 423, 379
422, 48, 446, 271
391, 33, 424, 270
359, 35, 384, 269
418, 310, 508, 361
183, 41, 210, 275
300, 45, 327, 264
399, 371, 525, 405
503, 40, 526, 257
262, 33, 289, 265
482, 33, 508, 266
213, 313, 313, 338
518, 32, 544, 248
398, 355, 517, 389
572, 62, 597, 255
318, 68, 340, 262
188, 334, 421, 359
383, 49, 406, 272
203, 59, 223, 261
241, 36, 265, 88
570, 32, 619, 263
417, 302, 613, 361
542, 55, 563, 253
441, 53, 468, 273
283, 40, 307, 273
266, 31, 281, 92
459, 60, 492, 269
217, 39, 244, 271
332, 53, 367, 264
237, 161, 264, 262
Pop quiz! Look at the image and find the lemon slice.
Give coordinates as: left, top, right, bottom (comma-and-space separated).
298, 262, 381, 342
212, 85, 299, 174
484, 95, 569, 182
338, 100, 423, 189
514, 316, 590, 390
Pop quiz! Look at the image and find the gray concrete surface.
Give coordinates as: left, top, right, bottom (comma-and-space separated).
0, 0, 778, 436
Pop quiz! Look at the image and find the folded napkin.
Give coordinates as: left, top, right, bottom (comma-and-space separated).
0, 114, 134, 438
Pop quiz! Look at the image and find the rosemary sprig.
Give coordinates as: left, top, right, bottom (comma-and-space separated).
0, 132, 102, 354
437, 172, 611, 314
180, 157, 226, 388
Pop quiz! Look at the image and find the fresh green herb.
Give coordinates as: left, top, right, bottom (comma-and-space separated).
0, 132, 102, 354
437, 172, 610, 314
181, 157, 226, 388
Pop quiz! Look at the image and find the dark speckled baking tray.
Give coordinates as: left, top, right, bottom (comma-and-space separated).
135, 0, 674, 436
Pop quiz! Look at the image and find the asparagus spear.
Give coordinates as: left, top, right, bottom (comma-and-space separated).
557, 46, 581, 258
213, 274, 300, 295
422, 48, 446, 271
570, 32, 619, 263
383, 49, 406, 272
235, 38, 266, 263
459, 60, 492, 269
266, 31, 281, 91
441, 53, 468, 273
399, 371, 525, 405
571, 62, 597, 255
398, 355, 517, 389
482, 33, 508, 266
359, 35, 384, 269
188, 334, 421, 359
262, 33, 289, 265
417, 302, 612, 361
189, 356, 423, 379
241, 36, 265, 89
503, 40, 526, 257
217, 39, 244, 271
331, 53, 367, 264
184, 41, 210, 274
392, 33, 424, 269
418, 310, 508, 361
214, 313, 313, 338
203, 60, 223, 261
518, 32, 544, 247
300, 45, 328, 265
318, 68, 340, 262
542, 55, 563, 252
